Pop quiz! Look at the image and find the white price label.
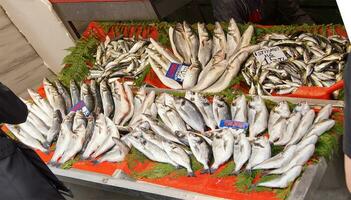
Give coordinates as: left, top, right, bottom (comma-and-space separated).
253, 47, 287, 65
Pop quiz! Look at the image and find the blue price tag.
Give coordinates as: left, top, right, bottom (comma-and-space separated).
165, 62, 189, 83
70, 100, 90, 117
219, 120, 249, 129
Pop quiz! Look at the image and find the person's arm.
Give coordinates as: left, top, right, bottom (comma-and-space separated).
0, 83, 28, 124
276, 0, 314, 24
344, 54, 351, 192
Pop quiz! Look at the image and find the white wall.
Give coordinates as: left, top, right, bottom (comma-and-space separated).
0, 0, 75, 74
336, 0, 351, 38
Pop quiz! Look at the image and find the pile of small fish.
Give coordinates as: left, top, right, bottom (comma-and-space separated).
242, 32, 349, 95
147, 19, 262, 92
5, 78, 336, 189
89, 37, 150, 82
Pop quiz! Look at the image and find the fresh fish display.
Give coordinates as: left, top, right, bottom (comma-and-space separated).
211, 129, 234, 173
257, 166, 302, 188
232, 133, 251, 174
248, 96, 268, 138
188, 131, 211, 173
245, 136, 271, 171
147, 19, 255, 92
243, 33, 349, 96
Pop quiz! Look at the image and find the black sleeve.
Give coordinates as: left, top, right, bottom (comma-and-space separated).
211, 0, 249, 23
344, 54, 351, 157
0, 83, 28, 124
276, 0, 315, 24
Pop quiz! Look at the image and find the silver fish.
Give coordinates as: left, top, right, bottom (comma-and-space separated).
58, 124, 86, 165
73, 110, 86, 130
27, 88, 53, 117
95, 138, 130, 164
120, 82, 134, 126
268, 101, 291, 134
258, 166, 302, 188
80, 83, 94, 113
212, 22, 226, 56
174, 97, 206, 132
295, 135, 318, 152
150, 37, 181, 64
238, 25, 254, 49
293, 102, 310, 116
70, 80, 80, 106
28, 113, 49, 136
287, 109, 315, 145
268, 144, 314, 175
18, 121, 46, 144
90, 80, 103, 114
173, 23, 192, 65
274, 112, 302, 146
305, 119, 335, 138
7, 125, 48, 153
169, 26, 184, 63
232, 133, 251, 174
51, 88, 67, 117
141, 114, 183, 144
231, 95, 248, 123
162, 140, 194, 176
100, 80, 114, 118
211, 129, 234, 172
165, 105, 187, 132
81, 114, 95, 153
21, 98, 51, 127
82, 113, 108, 159
183, 21, 199, 60
213, 96, 231, 126
182, 61, 201, 89
55, 80, 72, 112
197, 23, 212, 68
188, 131, 211, 173
45, 110, 63, 146
50, 123, 73, 165
269, 118, 287, 144
246, 136, 271, 171
193, 93, 217, 130
314, 104, 332, 123
248, 96, 268, 138
226, 18, 241, 58
253, 145, 297, 170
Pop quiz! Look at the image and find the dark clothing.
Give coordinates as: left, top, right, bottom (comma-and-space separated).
0, 83, 71, 200
344, 54, 351, 158
211, 0, 314, 25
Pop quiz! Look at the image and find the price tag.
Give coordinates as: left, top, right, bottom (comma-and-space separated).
165, 62, 189, 83
254, 46, 287, 65
219, 120, 249, 130
70, 100, 90, 117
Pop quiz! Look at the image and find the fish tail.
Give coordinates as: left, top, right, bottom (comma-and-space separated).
187, 171, 196, 177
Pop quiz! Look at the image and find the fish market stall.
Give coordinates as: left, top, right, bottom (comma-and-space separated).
1, 20, 348, 200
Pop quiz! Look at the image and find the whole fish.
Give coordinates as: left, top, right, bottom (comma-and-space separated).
156, 103, 173, 130
182, 61, 201, 89
27, 88, 54, 117
165, 106, 187, 132
45, 110, 63, 146
188, 131, 211, 173
257, 166, 302, 188
72, 110, 87, 130
274, 112, 302, 146
100, 80, 114, 118
113, 81, 130, 125
231, 95, 248, 123
90, 80, 103, 114
232, 133, 251, 174
169, 26, 184, 63
269, 118, 287, 143
238, 25, 254, 49
82, 113, 108, 159
213, 96, 231, 126
95, 138, 130, 164
174, 130, 190, 146
192, 50, 227, 92
28, 113, 49, 136
7, 125, 48, 153
139, 127, 164, 149
81, 114, 95, 153
70, 80, 80, 106
58, 124, 86, 165
268, 101, 291, 134
150, 37, 181, 64
50, 123, 73, 165
268, 144, 315, 175
287, 109, 315, 145
173, 23, 192, 65
253, 145, 297, 170
248, 96, 268, 138
120, 82, 134, 126
130, 90, 156, 126
91, 117, 120, 158
21, 98, 51, 127
226, 18, 241, 58
211, 129, 234, 173
197, 23, 212, 68
295, 135, 318, 152
18, 121, 46, 144
141, 114, 183, 144
43, 78, 56, 108
162, 140, 194, 176
80, 83, 94, 113
55, 80, 72, 112
131, 86, 146, 122
212, 22, 227, 56
246, 137, 271, 171
183, 21, 199, 60
51, 88, 67, 117
174, 97, 206, 132
314, 104, 332, 123
193, 93, 217, 130
305, 119, 335, 138
293, 102, 310, 116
